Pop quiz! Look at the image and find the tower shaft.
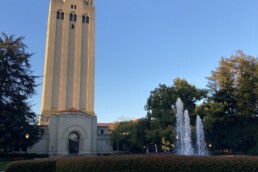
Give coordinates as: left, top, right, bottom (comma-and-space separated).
40, 0, 95, 124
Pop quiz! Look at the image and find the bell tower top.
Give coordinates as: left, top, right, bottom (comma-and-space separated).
61, 0, 94, 6
85, 0, 94, 6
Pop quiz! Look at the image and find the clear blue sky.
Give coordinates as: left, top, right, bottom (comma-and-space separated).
1, 0, 258, 122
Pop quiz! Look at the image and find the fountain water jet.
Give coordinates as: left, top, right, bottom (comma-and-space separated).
175, 98, 194, 155
196, 115, 208, 155
175, 98, 208, 155
183, 110, 194, 155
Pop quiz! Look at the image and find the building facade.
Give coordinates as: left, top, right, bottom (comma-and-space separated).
29, 0, 113, 155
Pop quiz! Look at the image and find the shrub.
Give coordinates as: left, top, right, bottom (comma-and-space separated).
4, 155, 258, 172
0, 153, 49, 160
56, 155, 258, 172
5, 159, 56, 172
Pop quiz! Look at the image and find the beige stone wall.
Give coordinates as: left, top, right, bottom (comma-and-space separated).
97, 127, 114, 153
28, 126, 49, 154
40, 0, 96, 122
48, 113, 97, 155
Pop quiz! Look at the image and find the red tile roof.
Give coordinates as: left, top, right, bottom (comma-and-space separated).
97, 123, 116, 130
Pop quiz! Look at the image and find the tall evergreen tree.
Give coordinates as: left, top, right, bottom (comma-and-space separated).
0, 33, 40, 153
207, 50, 258, 117
202, 50, 258, 154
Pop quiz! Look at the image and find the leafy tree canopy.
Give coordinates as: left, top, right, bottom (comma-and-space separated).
0, 33, 41, 153
201, 50, 258, 154
112, 78, 207, 153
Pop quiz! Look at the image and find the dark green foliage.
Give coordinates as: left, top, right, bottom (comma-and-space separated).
0, 153, 49, 160
206, 50, 258, 117
111, 119, 150, 152
5, 160, 56, 172
0, 161, 9, 171
112, 78, 207, 153
0, 33, 40, 152
205, 116, 258, 155
146, 78, 207, 121
5, 155, 258, 172
55, 155, 258, 172
201, 50, 258, 155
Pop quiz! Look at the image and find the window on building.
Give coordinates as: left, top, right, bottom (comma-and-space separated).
101, 130, 104, 135
82, 15, 89, 24
74, 14, 77, 22
74, 5, 77, 9
86, 16, 89, 24
70, 13, 73, 21
71, 24, 75, 29
61, 12, 64, 20
57, 11, 60, 19
82, 16, 86, 23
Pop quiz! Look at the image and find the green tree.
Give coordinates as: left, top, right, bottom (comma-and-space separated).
0, 33, 41, 153
112, 78, 207, 153
145, 78, 207, 151
207, 50, 258, 117
111, 119, 149, 152
201, 50, 258, 154
146, 78, 207, 124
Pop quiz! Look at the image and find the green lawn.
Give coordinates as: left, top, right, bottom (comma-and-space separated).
0, 161, 9, 171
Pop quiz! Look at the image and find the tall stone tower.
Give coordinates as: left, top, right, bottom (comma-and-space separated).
40, 0, 95, 124
30, 0, 97, 155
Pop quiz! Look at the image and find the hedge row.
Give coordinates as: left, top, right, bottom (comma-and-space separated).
5, 160, 56, 172
5, 155, 258, 172
0, 153, 49, 160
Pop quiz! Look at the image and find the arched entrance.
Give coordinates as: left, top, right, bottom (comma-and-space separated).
68, 132, 80, 154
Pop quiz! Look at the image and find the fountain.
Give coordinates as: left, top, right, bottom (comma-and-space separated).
175, 98, 208, 155
196, 115, 208, 155
183, 110, 194, 155
175, 98, 194, 155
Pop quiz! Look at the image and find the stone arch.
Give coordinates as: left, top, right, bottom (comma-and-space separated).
56, 9, 64, 20
62, 125, 88, 139
62, 125, 88, 152
69, 12, 77, 22
82, 13, 89, 24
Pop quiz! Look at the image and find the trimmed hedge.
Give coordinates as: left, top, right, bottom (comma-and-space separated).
55, 155, 258, 172
5, 159, 56, 172
5, 155, 258, 172
0, 153, 49, 160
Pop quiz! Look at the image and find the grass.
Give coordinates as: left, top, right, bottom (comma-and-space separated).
0, 161, 10, 171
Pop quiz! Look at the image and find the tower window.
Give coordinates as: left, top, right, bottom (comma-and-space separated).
74, 14, 77, 22
70, 13, 77, 22
82, 16, 85, 23
61, 12, 64, 20
57, 10, 64, 20
82, 15, 89, 24
57, 11, 60, 19
70, 13, 73, 21
71, 24, 75, 29
71, 5, 77, 9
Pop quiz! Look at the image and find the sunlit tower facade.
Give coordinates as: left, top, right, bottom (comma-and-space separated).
40, 0, 95, 124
